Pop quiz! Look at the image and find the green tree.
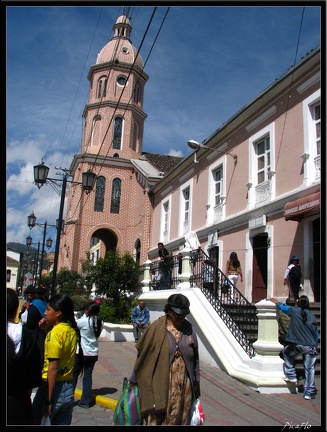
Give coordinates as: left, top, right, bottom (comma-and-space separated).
88, 249, 140, 322
56, 267, 85, 296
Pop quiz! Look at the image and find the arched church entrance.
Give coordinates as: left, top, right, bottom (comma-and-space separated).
91, 229, 118, 260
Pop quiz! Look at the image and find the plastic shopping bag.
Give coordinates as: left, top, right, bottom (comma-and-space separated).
188, 398, 205, 426
113, 377, 143, 425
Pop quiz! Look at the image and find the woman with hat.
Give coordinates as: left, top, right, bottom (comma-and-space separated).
129, 293, 200, 425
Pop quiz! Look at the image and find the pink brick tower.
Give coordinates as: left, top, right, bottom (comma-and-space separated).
59, 15, 152, 273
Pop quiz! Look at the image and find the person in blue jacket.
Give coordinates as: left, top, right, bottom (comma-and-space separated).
270, 295, 318, 400
131, 300, 150, 342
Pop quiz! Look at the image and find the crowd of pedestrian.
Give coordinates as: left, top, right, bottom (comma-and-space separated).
6, 286, 103, 426
7, 266, 318, 426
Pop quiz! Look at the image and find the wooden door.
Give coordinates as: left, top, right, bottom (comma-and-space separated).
252, 234, 268, 302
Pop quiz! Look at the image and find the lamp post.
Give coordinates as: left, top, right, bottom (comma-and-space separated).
27, 215, 53, 285
26, 237, 40, 283
33, 160, 96, 297
187, 139, 237, 164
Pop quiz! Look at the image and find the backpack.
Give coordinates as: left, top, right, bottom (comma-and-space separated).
289, 264, 302, 281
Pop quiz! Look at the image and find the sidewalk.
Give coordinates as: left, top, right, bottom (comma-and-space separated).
71, 340, 323, 427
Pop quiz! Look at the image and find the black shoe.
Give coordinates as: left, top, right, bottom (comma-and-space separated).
78, 402, 89, 409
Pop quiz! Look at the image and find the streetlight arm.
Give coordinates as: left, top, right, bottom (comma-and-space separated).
187, 139, 237, 161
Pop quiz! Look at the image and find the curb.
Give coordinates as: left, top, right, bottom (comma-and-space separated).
74, 388, 117, 411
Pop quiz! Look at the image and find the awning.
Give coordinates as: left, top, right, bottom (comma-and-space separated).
284, 192, 320, 222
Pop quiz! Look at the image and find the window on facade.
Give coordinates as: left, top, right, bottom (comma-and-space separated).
91, 115, 101, 146
112, 116, 123, 149
91, 236, 100, 247
7, 269, 11, 282
163, 201, 169, 235
94, 176, 105, 212
256, 135, 270, 184
110, 178, 121, 213
134, 122, 139, 151
213, 168, 223, 205
313, 103, 320, 155
97, 78, 107, 98
183, 188, 190, 223
135, 239, 141, 265
133, 84, 140, 103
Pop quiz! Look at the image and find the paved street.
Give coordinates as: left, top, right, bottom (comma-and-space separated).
69, 340, 322, 428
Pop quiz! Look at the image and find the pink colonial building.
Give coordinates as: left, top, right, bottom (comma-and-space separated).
59, 14, 320, 303
148, 46, 321, 303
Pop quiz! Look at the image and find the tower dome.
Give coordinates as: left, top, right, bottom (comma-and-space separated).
96, 15, 144, 69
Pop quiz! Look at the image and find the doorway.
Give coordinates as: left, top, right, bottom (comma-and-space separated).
252, 234, 268, 302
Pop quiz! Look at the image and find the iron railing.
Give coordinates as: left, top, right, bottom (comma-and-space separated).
142, 249, 257, 357
149, 254, 182, 290
189, 249, 257, 358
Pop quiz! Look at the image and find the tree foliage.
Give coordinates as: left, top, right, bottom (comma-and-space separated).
89, 249, 139, 301
57, 268, 85, 296
79, 249, 140, 323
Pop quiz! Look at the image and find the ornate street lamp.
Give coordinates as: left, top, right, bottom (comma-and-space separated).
26, 219, 53, 285
33, 160, 97, 296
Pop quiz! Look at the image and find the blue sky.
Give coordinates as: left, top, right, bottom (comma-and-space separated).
6, 4, 322, 249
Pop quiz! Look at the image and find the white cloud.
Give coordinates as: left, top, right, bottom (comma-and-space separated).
6, 5, 321, 246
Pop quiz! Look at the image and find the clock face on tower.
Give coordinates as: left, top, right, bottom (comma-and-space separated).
117, 76, 127, 86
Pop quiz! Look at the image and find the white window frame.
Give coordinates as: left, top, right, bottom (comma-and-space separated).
179, 180, 192, 236
207, 158, 226, 225
90, 115, 101, 147
161, 196, 171, 243
248, 123, 275, 207
97, 77, 107, 98
134, 121, 139, 152
302, 89, 321, 184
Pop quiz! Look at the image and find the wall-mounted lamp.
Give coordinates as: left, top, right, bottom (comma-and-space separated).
187, 140, 237, 164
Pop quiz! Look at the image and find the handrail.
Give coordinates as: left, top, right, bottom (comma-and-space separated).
189, 249, 257, 358
142, 249, 257, 358
149, 254, 181, 290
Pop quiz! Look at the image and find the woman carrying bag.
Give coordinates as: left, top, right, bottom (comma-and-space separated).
129, 294, 201, 425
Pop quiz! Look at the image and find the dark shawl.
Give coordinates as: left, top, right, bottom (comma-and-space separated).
130, 315, 200, 417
